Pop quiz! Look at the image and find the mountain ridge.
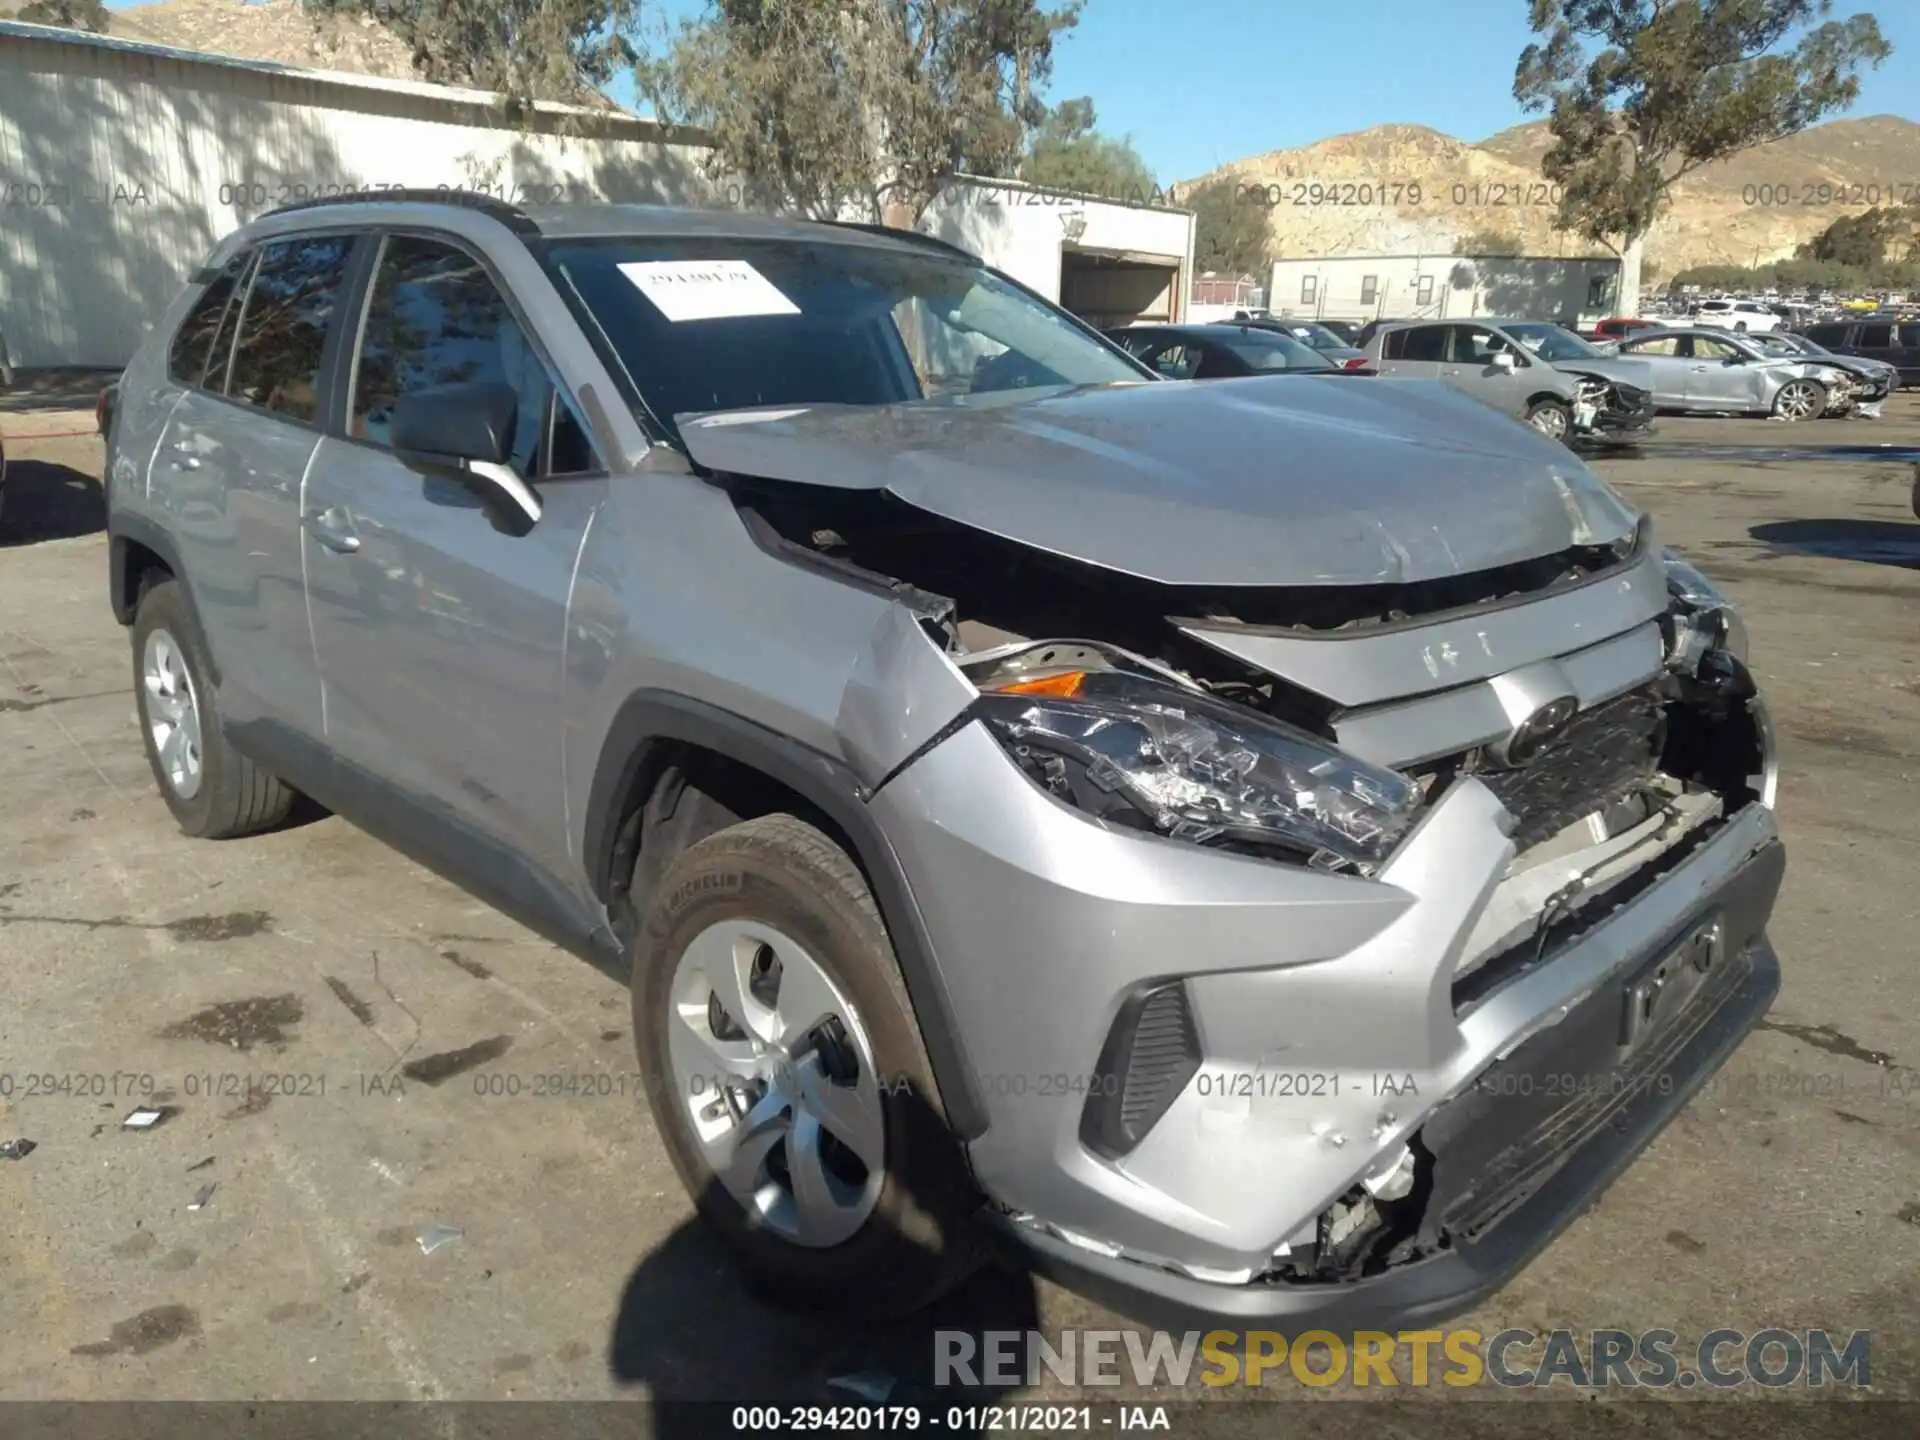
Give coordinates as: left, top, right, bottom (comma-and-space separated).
1180, 115, 1920, 277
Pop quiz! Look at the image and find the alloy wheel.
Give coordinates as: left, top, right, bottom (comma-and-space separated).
142, 628, 204, 800
666, 920, 885, 1247
1529, 406, 1569, 439
1775, 381, 1820, 421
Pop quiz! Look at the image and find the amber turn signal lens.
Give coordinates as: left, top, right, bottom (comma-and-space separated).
990, 671, 1087, 698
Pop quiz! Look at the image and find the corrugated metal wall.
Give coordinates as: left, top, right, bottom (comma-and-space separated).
0, 30, 719, 367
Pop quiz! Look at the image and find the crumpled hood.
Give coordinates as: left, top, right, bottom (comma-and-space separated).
1549, 356, 1655, 391
679, 376, 1642, 586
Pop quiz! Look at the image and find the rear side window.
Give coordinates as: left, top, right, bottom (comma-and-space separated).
1900, 325, 1920, 347
1856, 324, 1893, 348
225, 235, 355, 422
1803, 324, 1845, 345
351, 234, 593, 478
168, 251, 252, 388
1397, 326, 1449, 362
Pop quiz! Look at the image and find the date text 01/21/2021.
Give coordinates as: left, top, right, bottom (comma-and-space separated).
730, 1405, 1171, 1432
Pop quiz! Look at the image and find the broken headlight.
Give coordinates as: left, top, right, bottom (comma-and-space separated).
1662, 548, 1748, 667
975, 669, 1421, 875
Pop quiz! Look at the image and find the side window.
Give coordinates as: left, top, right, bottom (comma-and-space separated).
168, 250, 252, 389
1398, 326, 1449, 361
1627, 335, 1681, 356
1899, 325, 1920, 348
1141, 343, 1201, 379
1453, 326, 1509, 364
1691, 336, 1738, 360
1804, 324, 1845, 345
225, 235, 354, 422
1856, 324, 1893, 348
351, 234, 592, 478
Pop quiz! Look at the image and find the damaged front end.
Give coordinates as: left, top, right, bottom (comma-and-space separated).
706, 421, 1779, 1326
1565, 372, 1656, 443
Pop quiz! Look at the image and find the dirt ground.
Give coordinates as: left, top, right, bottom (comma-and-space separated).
1, 397, 1917, 1423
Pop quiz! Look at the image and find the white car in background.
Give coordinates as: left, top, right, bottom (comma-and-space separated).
1691, 299, 1782, 334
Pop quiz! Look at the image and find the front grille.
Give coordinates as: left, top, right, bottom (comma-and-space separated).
1465, 685, 1665, 850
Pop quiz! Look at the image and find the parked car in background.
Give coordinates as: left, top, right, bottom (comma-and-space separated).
1231, 317, 1370, 368
1363, 318, 1656, 444
1690, 299, 1782, 334
105, 191, 1787, 1332
1590, 317, 1664, 342
1609, 327, 1859, 419
1751, 332, 1896, 407
1106, 323, 1365, 378
1311, 319, 1365, 346
1797, 315, 1920, 388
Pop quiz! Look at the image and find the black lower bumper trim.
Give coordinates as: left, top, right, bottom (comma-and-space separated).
993, 838, 1784, 1334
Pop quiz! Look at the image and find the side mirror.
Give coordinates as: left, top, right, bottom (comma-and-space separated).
1491, 351, 1517, 370
392, 381, 543, 529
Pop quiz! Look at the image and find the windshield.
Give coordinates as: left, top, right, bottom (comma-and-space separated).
1503, 322, 1606, 362
540, 237, 1146, 437
1219, 330, 1337, 372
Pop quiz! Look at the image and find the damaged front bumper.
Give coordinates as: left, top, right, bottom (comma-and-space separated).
985, 805, 1781, 1331
1571, 378, 1656, 442
867, 611, 1782, 1330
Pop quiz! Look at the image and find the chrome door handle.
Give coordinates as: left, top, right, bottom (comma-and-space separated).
304, 508, 360, 554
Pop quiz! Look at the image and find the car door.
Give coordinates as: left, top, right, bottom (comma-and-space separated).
1849, 321, 1898, 377
1617, 333, 1690, 406
1681, 332, 1764, 409
300, 231, 608, 876
153, 233, 358, 736
1894, 323, 1920, 386
1373, 323, 1448, 381
1442, 324, 1530, 419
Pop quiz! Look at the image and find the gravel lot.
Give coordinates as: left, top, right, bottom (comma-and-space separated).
1, 400, 1917, 1417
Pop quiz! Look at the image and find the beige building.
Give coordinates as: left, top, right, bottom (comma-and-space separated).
1, 20, 1195, 369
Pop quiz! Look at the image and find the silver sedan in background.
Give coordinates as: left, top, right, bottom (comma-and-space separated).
1608, 326, 1863, 420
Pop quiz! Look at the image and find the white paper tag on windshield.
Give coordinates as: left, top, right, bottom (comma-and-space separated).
619, 259, 800, 322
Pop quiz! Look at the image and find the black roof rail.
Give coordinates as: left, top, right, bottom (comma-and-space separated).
824, 220, 979, 262
261, 187, 538, 234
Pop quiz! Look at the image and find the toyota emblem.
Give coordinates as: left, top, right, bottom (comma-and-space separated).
1490, 694, 1579, 767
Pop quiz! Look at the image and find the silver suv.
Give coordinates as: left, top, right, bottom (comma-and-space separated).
105, 194, 1784, 1328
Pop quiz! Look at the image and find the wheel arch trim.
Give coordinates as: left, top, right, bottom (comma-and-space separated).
109, 514, 220, 685
582, 689, 990, 1140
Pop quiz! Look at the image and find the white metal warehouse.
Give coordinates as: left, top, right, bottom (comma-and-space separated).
1269, 252, 1625, 328
0, 21, 1194, 369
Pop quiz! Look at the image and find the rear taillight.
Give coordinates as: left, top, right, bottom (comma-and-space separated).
1343, 356, 1372, 371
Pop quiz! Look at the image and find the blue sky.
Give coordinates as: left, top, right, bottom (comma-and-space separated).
113, 0, 1920, 181
611, 0, 1920, 181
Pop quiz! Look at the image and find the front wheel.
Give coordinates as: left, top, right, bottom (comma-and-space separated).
632, 814, 980, 1319
1525, 398, 1572, 442
132, 580, 295, 837
1772, 379, 1825, 422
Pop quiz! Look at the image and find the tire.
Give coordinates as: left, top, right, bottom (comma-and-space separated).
1771, 379, 1824, 422
1525, 398, 1572, 442
632, 813, 979, 1319
132, 579, 295, 838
